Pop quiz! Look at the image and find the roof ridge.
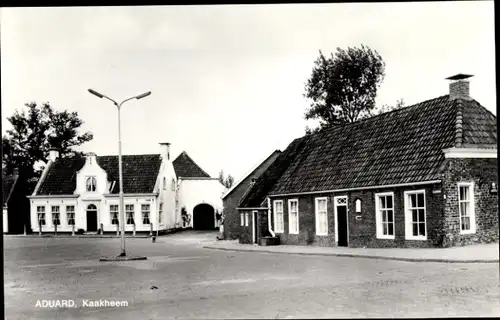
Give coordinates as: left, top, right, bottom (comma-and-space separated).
455, 99, 464, 147
308, 94, 450, 138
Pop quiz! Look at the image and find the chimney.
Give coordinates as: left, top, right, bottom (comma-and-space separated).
85, 152, 97, 165
446, 74, 473, 101
48, 148, 60, 162
159, 142, 171, 160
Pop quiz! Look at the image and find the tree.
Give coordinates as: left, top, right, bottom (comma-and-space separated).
304, 44, 386, 132
376, 98, 406, 115
2, 102, 93, 178
218, 170, 234, 189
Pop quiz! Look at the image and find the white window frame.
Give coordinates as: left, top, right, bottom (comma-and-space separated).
163, 177, 167, 190
245, 213, 249, 227
288, 199, 299, 234
37, 206, 46, 225
51, 206, 61, 226
240, 213, 244, 226
109, 205, 119, 225
315, 197, 328, 236
458, 182, 476, 234
273, 200, 284, 233
141, 204, 151, 225
171, 179, 176, 191
404, 190, 427, 240
86, 176, 97, 192
125, 204, 135, 225
158, 203, 163, 224
66, 205, 75, 225
375, 192, 395, 240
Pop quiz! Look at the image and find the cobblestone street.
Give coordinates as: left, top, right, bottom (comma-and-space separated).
4, 231, 500, 319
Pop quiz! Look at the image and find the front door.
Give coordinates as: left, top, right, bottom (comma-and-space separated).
86, 204, 98, 232
337, 206, 348, 247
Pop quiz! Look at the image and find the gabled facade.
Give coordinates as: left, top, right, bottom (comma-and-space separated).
221, 150, 281, 240
237, 74, 498, 248
28, 143, 223, 234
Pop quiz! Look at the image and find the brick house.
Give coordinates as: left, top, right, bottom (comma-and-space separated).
222, 150, 281, 239
28, 143, 224, 234
237, 74, 498, 248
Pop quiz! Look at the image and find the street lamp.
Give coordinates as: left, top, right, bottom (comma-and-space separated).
88, 88, 151, 259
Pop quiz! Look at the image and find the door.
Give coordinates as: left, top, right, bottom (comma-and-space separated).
337, 206, 348, 247
86, 204, 98, 232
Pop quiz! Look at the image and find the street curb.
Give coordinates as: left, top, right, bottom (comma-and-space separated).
4, 235, 150, 239
202, 246, 500, 264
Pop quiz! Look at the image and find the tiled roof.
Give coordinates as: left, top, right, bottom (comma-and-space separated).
239, 95, 497, 207
36, 154, 162, 195
172, 151, 211, 178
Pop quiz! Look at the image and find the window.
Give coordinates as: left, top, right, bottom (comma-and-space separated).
141, 204, 151, 225
126, 204, 135, 225
355, 199, 362, 213
172, 179, 176, 191
458, 182, 476, 234
404, 191, 426, 240
86, 177, 97, 192
240, 213, 244, 226
163, 177, 167, 190
66, 205, 75, 225
273, 200, 284, 233
51, 206, 60, 225
110, 205, 119, 225
315, 197, 328, 236
288, 199, 299, 234
245, 213, 249, 227
158, 203, 163, 224
375, 192, 395, 239
37, 206, 46, 225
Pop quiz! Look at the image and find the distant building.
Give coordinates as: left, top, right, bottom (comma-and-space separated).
222, 150, 281, 240
238, 74, 498, 248
28, 143, 224, 234
3, 168, 36, 234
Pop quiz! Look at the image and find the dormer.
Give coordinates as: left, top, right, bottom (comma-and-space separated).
75, 152, 108, 196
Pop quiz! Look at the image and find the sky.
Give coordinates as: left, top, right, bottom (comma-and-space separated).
1, 2, 496, 181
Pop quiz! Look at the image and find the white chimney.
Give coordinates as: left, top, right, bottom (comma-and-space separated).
446, 74, 473, 101
85, 152, 97, 165
48, 149, 60, 162
159, 142, 171, 160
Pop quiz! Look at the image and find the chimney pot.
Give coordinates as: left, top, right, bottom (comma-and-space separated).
48, 149, 60, 162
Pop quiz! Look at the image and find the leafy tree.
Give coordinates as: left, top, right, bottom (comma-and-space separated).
2, 102, 93, 178
372, 98, 406, 116
218, 170, 234, 189
304, 44, 386, 132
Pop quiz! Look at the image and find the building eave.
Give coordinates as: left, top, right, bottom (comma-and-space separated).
442, 147, 497, 159
103, 193, 159, 197
28, 194, 79, 199
267, 180, 442, 198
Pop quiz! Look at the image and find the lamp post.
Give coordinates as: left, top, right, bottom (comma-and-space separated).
88, 88, 151, 258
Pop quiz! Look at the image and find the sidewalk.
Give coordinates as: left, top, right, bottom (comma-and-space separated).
4, 234, 150, 239
204, 240, 499, 263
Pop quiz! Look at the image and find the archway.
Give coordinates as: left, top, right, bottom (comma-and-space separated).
86, 204, 98, 232
192, 204, 215, 230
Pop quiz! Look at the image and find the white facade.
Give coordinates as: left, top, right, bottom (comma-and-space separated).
28, 146, 225, 233
178, 178, 225, 228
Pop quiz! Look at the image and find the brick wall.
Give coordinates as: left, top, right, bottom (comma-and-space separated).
442, 158, 498, 247
270, 183, 445, 248
223, 152, 281, 240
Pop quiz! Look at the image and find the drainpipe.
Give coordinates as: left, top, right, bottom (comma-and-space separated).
267, 197, 275, 237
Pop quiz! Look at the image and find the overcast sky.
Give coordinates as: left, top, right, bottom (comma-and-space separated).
1, 2, 496, 181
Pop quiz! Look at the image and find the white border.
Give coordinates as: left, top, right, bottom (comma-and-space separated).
288, 199, 299, 235
273, 200, 284, 233
334, 196, 348, 244
443, 147, 497, 159
315, 197, 328, 236
458, 182, 476, 234
404, 190, 427, 240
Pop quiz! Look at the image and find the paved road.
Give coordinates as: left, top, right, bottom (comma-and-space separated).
4, 230, 500, 319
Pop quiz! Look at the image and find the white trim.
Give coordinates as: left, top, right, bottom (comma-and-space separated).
104, 193, 159, 197
458, 182, 476, 234
443, 147, 497, 159
252, 210, 257, 244
267, 197, 275, 237
315, 197, 328, 236
222, 150, 280, 199
273, 200, 284, 233
240, 213, 244, 226
288, 199, 299, 235
375, 192, 395, 240
404, 190, 427, 241
236, 207, 268, 210
268, 180, 441, 198
28, 194, 79, 199
245, 212, 249, 227
333, 196, 348, 244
